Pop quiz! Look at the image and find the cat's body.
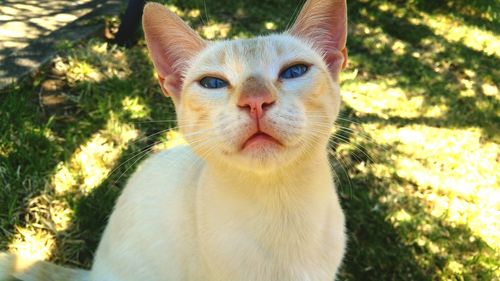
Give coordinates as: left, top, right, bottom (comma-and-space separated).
1, 0, 349, 280
91, 144, 344, 281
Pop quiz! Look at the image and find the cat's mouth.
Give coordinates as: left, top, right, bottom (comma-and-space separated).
241, 131, 282, 151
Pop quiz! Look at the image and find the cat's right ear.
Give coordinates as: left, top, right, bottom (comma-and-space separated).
143, 3, 206, 103
289, 0, 348, 79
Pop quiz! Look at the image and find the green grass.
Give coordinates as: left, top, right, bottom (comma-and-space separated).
1, 0, 499, 279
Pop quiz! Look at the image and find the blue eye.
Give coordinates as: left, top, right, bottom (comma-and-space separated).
279, 64, 309, 79
199, 76, 228, 89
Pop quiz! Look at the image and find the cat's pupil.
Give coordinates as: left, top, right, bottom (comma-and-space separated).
199, 77, 228, 89
279, 64, 309, 79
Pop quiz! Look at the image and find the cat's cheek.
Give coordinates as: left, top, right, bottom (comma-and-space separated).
279, 79, 308, 98
303, 78, 339, 116
211, 112, 246, 151
181, 89, 223, 124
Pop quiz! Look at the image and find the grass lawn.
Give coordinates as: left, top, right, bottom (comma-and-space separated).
0, 0, 498, 280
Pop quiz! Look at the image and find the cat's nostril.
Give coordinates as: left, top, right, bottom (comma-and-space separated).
262, 100, 275, 111
237, 89, 276, 119
237, 98, 275, 119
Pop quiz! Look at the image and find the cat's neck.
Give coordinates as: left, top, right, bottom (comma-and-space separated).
200, 148, 334, 206
195, 147, 341, 281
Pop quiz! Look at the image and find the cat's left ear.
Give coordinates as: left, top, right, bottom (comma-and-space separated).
289, 0, 348, 78
143, 3, 206, 103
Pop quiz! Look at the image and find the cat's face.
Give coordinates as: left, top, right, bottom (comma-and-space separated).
143, 0, 348, 172
178, 35, 340, 171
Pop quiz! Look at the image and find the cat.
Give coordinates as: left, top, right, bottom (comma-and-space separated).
1, 0, 348, 280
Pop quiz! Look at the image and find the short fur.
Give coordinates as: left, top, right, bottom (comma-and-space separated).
1, 0, 348, 280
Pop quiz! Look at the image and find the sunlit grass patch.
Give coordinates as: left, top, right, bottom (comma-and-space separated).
8, 226, 55, 261
417, 14, 500, 58
200, 22, 232, 40
7, 196, 68, 260
56, 40, 131, 85
339, 119, 500, 278
342, 81, 448, 119
121, 96, 150, 119
264, 21, 277, 31
365, 125, 498, 194
0, 144, 14, 158
52, 114, 138, 194
357, 122, 500, 271
376, 2, 499, 58
163, 3, 233, 40
6, 193, 89, 265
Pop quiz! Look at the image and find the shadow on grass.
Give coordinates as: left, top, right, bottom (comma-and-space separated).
51, 47, 179, 267
412, 0, 499, 35
337, 168, 498, 280
329, 120, 498, 279
0, 0, 123, 88
0, 39, 177, 266
169, 0, 304, 35
347, 1, 499, 136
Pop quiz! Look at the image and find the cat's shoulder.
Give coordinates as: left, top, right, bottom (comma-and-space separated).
135, 144, 201, 174
143, 144, 200, 167
122, 144, 203, 196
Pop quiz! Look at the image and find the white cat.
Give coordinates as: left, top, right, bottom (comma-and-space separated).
1, 0, 349, 280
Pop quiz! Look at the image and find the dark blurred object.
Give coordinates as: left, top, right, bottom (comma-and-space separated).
110, 0, 146, 47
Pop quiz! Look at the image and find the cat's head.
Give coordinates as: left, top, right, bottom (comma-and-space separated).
143, 0, 347, 172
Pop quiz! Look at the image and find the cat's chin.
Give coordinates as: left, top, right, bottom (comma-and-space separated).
220, 142, 303, 173
241, 132, 282, 151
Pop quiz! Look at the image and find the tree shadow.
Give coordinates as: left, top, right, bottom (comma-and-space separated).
169, 0, 303, 36
346, 1, 499, 137
48, 43, 178, 267
337, 169, 498, 280
0, 0, 123, 89
329, 122, 498, 280
411, 0, 499, 35
0, 36, 176, 265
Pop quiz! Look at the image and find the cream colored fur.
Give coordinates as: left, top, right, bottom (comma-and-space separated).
1, 0, 348, 280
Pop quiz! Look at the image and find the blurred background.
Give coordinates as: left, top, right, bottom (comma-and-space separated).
0, 0, 498, 280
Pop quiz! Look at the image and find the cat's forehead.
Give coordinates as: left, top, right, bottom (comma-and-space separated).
185, 34, 321, 81
199, 34, 314, 66
223, 35, 300, 55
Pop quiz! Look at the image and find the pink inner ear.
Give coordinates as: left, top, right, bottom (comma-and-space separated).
143, 3, 205, 100
324, 49, 345, 75
323, 47, 348, 75
158, 73, 183, 97
341, 48, 348, 69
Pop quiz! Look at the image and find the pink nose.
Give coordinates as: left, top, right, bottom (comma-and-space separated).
237, 90, 276, 119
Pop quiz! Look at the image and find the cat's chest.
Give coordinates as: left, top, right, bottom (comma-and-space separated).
196, 210, 337, 281
194, 173, 340, 281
